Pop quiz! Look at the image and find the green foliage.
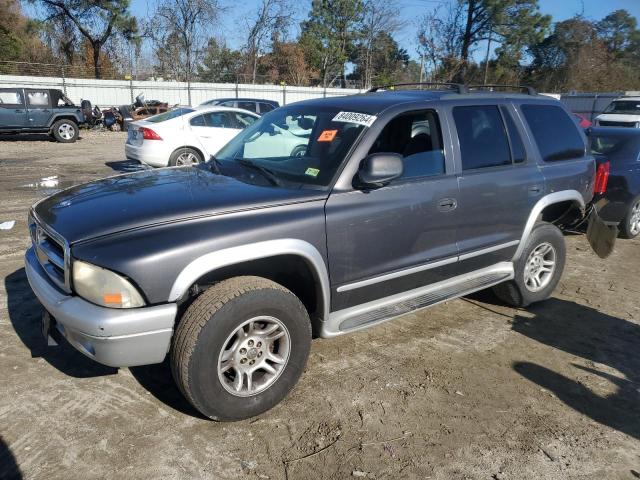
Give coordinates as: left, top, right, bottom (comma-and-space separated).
299, 0, 365, 86
198, 39, 244, 83
350, 32, 411, 86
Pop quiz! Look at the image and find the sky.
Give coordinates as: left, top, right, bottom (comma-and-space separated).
58, 0, 640, 63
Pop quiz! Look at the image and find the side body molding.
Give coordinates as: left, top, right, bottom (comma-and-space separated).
168, 239, 331, 322
513, 190, 585, 261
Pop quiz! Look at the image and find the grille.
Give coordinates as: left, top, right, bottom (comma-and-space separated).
29, 213, 70, 292
598, 121, 637, 128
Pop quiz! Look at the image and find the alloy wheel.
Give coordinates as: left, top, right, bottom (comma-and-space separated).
58, 123, 75, 140
629, 201, 640, 237
217, 316, 291, 397
524, 242, 556, 292
175, 152, 200, 165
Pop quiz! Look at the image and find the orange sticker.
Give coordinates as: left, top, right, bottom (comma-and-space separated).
318, 129, 338, 142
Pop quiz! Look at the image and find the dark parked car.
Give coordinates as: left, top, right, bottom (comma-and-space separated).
589, 127, 640, 238
199, 97, 279, 114
26, 83, 606, 421
0, 88, 84, 142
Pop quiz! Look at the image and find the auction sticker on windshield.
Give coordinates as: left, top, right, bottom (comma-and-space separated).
332, 111, 377, 127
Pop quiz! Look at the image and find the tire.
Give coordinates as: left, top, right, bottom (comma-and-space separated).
493, 222, 566, 307
171, 276, 312, 421
168, 147, 203, 166
51, 119, 79, 143
290, 145, 307, 157
619, 196, 640, 239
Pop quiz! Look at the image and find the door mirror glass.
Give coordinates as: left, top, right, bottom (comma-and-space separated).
358, 153, 404, 187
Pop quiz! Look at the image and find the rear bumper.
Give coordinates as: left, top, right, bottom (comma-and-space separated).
125, 143, 168, 167
25, 248, 177, 367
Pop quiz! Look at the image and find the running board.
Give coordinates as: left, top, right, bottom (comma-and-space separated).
320, 262, 514, 337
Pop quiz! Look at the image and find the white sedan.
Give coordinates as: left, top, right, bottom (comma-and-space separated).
124, 106, 260, 167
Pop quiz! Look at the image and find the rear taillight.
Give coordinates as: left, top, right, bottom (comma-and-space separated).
140, 127, 162, 140
593, 161, 610, 194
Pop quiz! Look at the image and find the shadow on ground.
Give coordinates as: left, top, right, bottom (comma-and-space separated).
129, 361, 207, 419
0, 134, 54, 142
5, 268, 117, 378
511, 298, 640, 441
6, 267, 205, 418
0, 435, 21, 479
105, 160, 149, 173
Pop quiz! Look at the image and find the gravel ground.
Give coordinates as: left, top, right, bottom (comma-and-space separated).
0, 131, 639, 480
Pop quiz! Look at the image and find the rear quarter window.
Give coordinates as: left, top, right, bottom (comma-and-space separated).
521, 104, 585, 162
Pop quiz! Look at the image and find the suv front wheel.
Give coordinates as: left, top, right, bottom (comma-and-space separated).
171, 276, 311, 421
493, 222, 566, 307
51, 119, 79, 143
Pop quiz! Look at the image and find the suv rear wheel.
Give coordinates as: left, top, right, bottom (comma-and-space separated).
493, 222, 566, 307
620, 196, 640, 239
171, 276, 311, 421
51, 119, 78, 143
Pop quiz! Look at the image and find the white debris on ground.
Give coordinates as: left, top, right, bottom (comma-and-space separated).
0, 221, 15, 230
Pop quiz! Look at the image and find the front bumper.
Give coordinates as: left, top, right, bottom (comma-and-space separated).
25, 248, 177, 367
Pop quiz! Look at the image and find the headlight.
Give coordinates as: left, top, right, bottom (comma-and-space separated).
72, 260, 145, 308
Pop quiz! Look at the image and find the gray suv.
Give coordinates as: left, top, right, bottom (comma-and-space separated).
25, 83, 601, 420
0, 88, 84, 142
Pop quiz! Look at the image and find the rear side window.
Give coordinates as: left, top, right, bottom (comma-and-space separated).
26, 91, 49, 107
521, 104, 585, 161
0, 90, 23, 107
453, 105, 511, 170
203, 112, 234, 128
237, 101, 258, 113
259, 102, 275, 113
500, 106, 526, 163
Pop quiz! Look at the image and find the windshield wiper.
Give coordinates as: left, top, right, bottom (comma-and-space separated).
235, 158, 281, 186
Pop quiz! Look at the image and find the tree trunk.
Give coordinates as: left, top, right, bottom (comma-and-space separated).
457, 0, 476, 83
92, 42, 102, 79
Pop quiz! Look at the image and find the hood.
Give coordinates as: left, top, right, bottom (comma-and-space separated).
595, 113, 640, 123
34, 167, 326, 244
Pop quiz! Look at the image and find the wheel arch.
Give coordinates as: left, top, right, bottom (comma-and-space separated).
170, 145, 205, 162
513, 190, 585, 261
168, 239, 330, 333
48, 115, 79, 130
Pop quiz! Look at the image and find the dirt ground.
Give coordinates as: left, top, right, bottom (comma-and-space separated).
0, 131, 638, 480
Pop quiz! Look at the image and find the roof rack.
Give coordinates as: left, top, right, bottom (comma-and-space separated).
368, 82, 468, 94
468, 84, 537, 95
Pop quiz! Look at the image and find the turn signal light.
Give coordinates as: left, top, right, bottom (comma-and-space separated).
140, 127, 162, 140
593, 161, 610, 195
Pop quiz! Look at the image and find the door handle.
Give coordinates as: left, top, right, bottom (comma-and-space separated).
15, 109, 24, 113
437, 198, 458, 212
529, 185, 542, 194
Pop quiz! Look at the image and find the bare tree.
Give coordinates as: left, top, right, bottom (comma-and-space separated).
417, 3, 466, 82
357, 0, 402, 89
244, 0, 293, 83
151, 0, 222, 103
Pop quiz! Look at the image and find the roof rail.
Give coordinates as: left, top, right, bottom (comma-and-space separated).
468, 84, 537, 95
368, 82, 468, 94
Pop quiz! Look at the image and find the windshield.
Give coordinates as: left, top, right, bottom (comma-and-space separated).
603, 100, 640, 115
213, 105, 372, 187
590, 135, 633, 156
146, 107, 194, 123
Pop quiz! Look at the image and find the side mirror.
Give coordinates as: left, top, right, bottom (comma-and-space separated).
357, 153, 404, 187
